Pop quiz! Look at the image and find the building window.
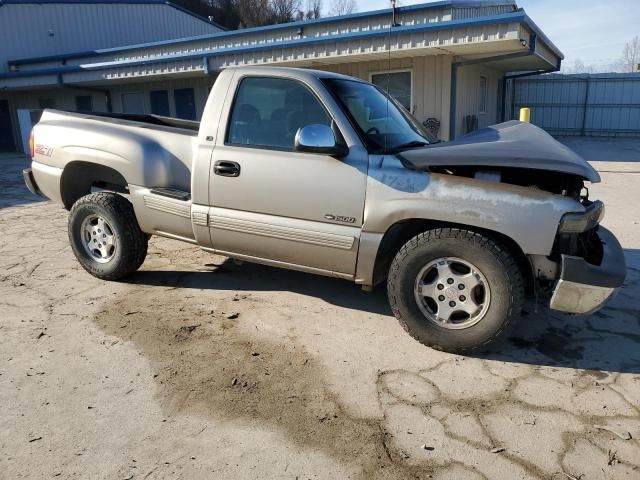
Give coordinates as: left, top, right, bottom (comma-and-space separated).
75, 95, 93, 112
122, 92, 145, 114
370, 70, 412, 112
227, 77, 331, 151
150, 90, 170, 116
479, 75, 488, 114
38, 98, 56, 109
174, 88, 197, 120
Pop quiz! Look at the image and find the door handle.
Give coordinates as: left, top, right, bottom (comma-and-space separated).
214, 160, 241, 177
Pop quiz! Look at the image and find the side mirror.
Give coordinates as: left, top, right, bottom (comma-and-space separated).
295, 124, 348, 157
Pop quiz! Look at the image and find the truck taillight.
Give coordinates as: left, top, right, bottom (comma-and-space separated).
29, 130, 35, 159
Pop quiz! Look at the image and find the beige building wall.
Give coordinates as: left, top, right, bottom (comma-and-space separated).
454, 63, 503, 138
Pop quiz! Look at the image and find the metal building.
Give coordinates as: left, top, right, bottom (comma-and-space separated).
0, 0, 224, 152
0, 0, 563, 153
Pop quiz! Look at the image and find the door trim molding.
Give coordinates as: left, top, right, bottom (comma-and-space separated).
210, 213, 356, 251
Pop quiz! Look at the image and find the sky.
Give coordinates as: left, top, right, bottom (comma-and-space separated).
349, 0, 640, 71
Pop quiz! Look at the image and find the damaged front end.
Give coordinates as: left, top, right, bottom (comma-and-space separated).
543, 200, 626, 314
397, 121, 626, 315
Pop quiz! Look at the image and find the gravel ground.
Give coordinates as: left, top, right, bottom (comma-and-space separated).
1, 144, 639, 480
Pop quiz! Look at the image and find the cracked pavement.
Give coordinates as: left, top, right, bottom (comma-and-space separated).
1, 143, 639, 479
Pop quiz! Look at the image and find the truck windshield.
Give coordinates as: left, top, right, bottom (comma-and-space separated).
322, 78, 439, 154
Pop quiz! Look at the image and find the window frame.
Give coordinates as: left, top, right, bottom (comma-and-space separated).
369, 69, 414, 114
479, 75, 488, 115
224, 75, 338, 153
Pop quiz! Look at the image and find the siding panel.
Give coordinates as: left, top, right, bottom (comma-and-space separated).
511, 73, 640, 137
0, 3, 221, 74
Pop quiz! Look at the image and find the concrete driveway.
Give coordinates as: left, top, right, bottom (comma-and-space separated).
1, 144, 639, 480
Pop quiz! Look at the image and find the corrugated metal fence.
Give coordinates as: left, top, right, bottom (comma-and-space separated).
510, 73, 640, 137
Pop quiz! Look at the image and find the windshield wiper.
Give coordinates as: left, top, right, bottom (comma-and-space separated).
393, 140, 429, 151
373, 140, 431, 155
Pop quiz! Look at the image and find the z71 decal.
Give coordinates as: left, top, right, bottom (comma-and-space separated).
35, 144, 53, 157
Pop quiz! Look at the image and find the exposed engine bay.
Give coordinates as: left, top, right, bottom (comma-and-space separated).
428, 166, 586, 199
398, 120, 601, 200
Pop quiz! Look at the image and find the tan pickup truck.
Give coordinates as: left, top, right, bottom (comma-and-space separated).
23, 66, 626, 353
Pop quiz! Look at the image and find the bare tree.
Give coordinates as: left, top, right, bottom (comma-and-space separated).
328, 0, 356, 16
305, 0, 322, 19
235, 0, 272, 27
615, 36, 640, 73
270, 0, 302, 23
564, 58, 594, 74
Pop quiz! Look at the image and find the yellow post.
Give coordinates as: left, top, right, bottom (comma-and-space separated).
519, 107, 531, 123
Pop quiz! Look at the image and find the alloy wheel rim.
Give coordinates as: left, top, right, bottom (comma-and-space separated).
413, 257, 491, 330
81, 215, 117, 263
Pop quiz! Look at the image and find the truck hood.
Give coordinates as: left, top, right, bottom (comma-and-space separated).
398, 121, 600, 183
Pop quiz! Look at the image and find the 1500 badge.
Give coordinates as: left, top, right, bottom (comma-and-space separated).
324, 214, 356, 224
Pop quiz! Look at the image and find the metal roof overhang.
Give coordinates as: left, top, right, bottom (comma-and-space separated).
0, 9, 563, 89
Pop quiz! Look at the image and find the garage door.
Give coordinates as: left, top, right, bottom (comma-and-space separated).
0, 100, 16, 152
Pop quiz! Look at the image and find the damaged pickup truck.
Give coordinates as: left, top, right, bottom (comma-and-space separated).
24, 66, 626, 353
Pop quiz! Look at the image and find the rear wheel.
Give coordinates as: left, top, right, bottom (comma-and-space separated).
68, 192, 148, 280
387, 228, 524, 354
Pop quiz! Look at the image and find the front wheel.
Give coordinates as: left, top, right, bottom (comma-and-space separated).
387, 228, 524, 354
68, 192, 148, 280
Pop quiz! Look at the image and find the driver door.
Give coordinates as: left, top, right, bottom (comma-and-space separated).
208, 74, 367, 276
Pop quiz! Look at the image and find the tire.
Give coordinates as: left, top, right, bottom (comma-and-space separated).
68, 192, 148, 281
387, 228, 524, 354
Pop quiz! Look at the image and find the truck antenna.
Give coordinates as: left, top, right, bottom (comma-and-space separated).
384, 0, 401, 154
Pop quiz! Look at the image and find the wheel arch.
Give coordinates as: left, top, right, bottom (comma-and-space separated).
60, 161, 129, 210
368, 218, 533, 293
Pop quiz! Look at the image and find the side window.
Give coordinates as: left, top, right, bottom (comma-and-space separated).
227, 77, 331, 150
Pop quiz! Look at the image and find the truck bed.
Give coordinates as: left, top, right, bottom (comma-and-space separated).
35, 109, 198, 194
82, 111, 200, 133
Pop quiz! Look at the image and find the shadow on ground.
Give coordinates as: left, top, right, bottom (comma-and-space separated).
0, 156, 45, 208
130, 250, 640, 375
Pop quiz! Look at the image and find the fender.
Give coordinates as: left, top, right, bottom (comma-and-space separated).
354, 155, 583, 286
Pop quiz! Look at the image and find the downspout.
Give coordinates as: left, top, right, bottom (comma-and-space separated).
499, 57, 561, 122
449, 33, 538, 140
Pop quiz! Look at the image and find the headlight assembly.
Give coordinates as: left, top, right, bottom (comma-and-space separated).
558, 200, 605, 234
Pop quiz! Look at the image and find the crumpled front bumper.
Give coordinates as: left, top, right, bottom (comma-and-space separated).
550, 227, 627, 315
